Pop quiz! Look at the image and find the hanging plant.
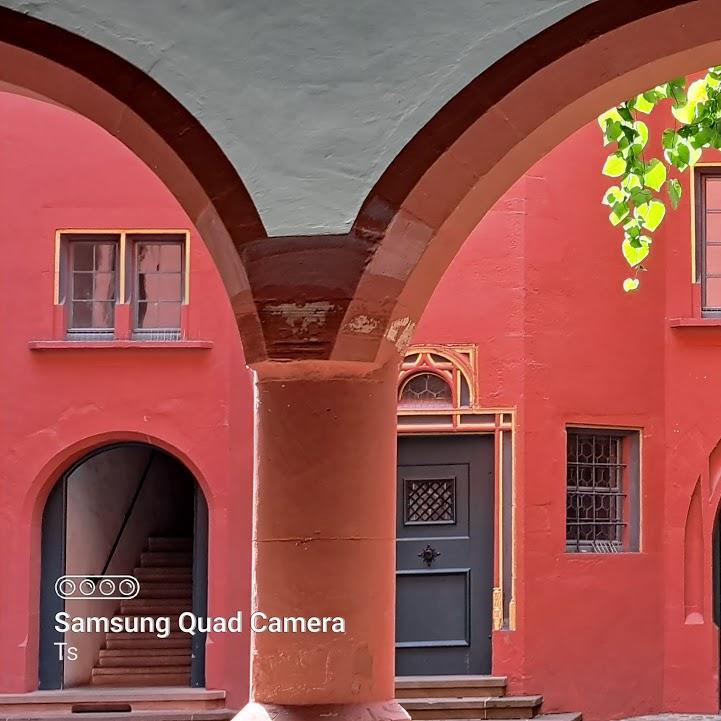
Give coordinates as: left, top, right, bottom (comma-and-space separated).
599, 67, 721, 290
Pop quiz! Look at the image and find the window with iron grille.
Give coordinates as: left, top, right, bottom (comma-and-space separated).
566, 428, 640, 553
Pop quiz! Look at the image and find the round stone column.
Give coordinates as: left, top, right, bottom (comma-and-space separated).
237, 359, 408, 721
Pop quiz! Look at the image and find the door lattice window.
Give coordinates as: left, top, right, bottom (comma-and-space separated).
404, 477, 456, 525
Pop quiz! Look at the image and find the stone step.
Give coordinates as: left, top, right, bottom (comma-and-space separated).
116, 612, 185, 624
147, 536, 193, 552
120, 598, 192, 614
396, 675, 507, 698
134, 567, 192, 581
100, 647, 191, 658
0, 687, 227, 714
105, 631, 189, 641
98, 652, 191, 668
136, 583, 193, 598
4, 712, 235, 721
91, 669, 191, 686
398, 695, 543, 720
140, 551, 193, 567
105, 638, 192, 650
413, 715, 581, 721
93, 666, 191, 676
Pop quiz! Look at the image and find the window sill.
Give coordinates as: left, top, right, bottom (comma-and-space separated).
29, 340, 213, 350
668, 317, 721, 328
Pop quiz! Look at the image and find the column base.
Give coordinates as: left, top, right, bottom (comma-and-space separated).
234, 701, 410, 721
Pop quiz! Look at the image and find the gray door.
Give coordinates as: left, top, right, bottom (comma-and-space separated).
396, 435, 494, 675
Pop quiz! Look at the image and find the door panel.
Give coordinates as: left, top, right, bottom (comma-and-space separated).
39, 477, 66, 689
396, 435, 494, 675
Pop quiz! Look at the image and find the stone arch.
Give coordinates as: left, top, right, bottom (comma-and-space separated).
0, 7, 266, 356
6, 3, 721, 363
340, 0, 721, 363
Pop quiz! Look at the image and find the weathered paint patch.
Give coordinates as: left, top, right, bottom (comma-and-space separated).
345, 315, 380, 335
265, 302, 335, 336
385, 316, 416, 353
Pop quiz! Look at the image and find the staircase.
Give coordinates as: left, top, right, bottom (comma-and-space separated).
91, 536, 194, 687
396, 676, 582, 721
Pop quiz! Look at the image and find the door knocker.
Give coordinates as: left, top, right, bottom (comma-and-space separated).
418, 544, 441, 567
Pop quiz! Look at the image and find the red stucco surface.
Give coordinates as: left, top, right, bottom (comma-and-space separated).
4, 76, 721, 721
0, 92, 253, 708
415, 112, 721, 718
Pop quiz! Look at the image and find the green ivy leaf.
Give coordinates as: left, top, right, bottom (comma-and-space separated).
622, 174, 642, 190
668, 178, 682, 209
662, 129, 677, 149
622, 237, 650, 267
598, 107, 623, 130
618, 105, 634, 123
623, 277, 640, 292
629, 187, 652, 206
609, 201, 630, 226
634, 94, 654, 114
602, 152, 626, 177
634, 121, 649, 149
602, 186, 625, 207
644, 159, 667, 191
636, 199, 666, 231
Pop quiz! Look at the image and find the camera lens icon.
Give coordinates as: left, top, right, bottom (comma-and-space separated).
55, 575, 139, 600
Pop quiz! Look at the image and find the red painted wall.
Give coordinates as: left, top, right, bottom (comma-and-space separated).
0, 92, 253, 708
4, 82, 721, 721
415, 103, 721, 718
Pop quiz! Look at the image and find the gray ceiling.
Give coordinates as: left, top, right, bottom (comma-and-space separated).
2, 0, 593, 235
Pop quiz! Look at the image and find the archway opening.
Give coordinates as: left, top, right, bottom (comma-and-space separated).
38, 442, 208, 690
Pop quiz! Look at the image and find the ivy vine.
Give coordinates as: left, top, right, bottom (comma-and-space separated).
599, 67, 721, 290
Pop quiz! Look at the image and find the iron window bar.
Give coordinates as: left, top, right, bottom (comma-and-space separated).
566, 432, 627, 553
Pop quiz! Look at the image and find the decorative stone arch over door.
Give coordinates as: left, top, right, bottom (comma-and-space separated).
396, 344, 516, 632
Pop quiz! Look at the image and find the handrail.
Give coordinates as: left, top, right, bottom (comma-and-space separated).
99, 449, 156, 576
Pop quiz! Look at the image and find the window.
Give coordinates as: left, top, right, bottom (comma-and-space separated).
66, 235, 119, 339
132, 234, 184, 340
399, 372, 453, 408
60, 231, 187, 340
696, 169, 721, 313
565, 428, 640, 553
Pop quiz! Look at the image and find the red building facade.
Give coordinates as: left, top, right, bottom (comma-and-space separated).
2, 78, 721, 721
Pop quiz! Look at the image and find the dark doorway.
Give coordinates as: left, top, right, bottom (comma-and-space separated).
396, 434, 494, 675
39, 443, 208, 689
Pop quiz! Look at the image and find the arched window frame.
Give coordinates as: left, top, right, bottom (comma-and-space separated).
398, 345, 476, 413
